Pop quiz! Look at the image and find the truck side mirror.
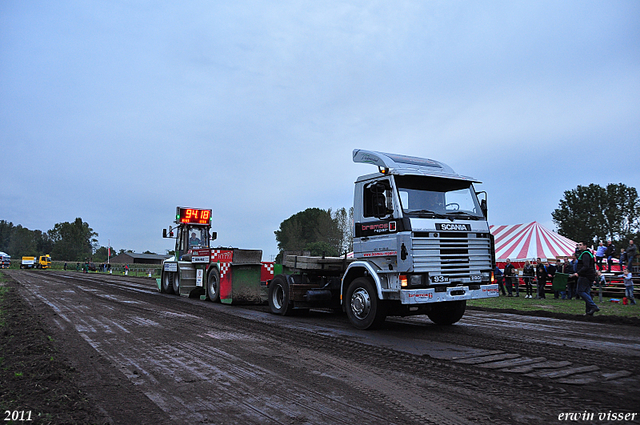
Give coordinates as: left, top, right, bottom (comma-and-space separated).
475, 190, 488, 219
163, 229, 167, 238
210, 232, 217, 241
385, 188, 394, 214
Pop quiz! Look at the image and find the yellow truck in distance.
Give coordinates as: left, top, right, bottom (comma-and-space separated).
37, 255, 52, 268
20, 255, 52, 269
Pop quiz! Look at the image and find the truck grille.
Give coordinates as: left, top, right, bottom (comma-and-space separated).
412, 233, 492, 277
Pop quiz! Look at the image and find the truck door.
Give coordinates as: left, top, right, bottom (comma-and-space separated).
353, 178, 400, 262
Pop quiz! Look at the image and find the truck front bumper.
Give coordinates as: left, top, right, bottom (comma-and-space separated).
399, 284, 499, 305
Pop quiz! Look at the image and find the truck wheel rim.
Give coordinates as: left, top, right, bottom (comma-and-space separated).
351, 288, 371, 319
272, 285, 284, 310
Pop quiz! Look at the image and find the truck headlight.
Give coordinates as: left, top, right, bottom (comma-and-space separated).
481, 271, 491, 283
401, 274, 428, 288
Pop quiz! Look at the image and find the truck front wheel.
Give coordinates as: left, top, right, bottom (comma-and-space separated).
268, 275, 293, 316
207, 268, 220, 302
427, 300, 466, 325
345, 277, 387, 330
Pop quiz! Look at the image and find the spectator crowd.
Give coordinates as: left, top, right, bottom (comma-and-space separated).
493, 239, 637, 315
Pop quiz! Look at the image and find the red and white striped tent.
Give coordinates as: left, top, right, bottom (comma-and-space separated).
490, 222, 577, 266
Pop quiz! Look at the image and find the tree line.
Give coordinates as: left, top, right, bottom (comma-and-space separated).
0, 218, 126, 262
552, 183, 640, 248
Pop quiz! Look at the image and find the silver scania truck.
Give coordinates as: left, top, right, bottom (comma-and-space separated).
268, 149, 499, 329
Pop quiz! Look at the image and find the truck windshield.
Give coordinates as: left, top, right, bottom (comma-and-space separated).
395, 175, 484, 219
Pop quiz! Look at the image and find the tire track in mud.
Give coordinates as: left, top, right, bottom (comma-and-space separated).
388, 313, 640, 391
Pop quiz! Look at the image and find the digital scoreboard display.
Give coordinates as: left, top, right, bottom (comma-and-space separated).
176, 207, 212, 225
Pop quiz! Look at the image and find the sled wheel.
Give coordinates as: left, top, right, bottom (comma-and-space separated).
345, 277, 387, 330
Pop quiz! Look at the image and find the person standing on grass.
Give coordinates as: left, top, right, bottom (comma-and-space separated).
535, 258, 547, 299
511, 267, 520, 297
495, 265, 506, 296
559, 259, 571, 299
566, 253, 579, 300
553, 258, 564, 299
504, 259, 516, 297
620, 267, 636, 305
547, 260, 557, 299
572, 241, 599, 316
523, 260, 535, 299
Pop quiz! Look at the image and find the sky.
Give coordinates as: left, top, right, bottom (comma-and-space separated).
1, 1, 639, 261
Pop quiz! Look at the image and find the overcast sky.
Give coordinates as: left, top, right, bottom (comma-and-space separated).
1, 1, 639, 260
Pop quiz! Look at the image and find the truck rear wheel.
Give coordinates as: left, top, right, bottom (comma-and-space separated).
345, 277, 387, 330
268, 275, 293, 316
161, 272, 174, 294
427, 300, 466, 325
206, 268, 220, 302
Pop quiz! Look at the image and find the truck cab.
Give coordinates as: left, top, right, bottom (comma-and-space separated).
340, 150, 498, 327
351, 150, 491, 282
37, 255, 52, 269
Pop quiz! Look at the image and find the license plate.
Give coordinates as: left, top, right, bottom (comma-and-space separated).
430, 275, 450, 283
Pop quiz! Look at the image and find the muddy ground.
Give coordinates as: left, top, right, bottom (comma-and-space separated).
1, 277, 106, 424
1, 270, 639, 425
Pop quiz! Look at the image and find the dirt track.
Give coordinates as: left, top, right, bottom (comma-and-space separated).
3, 270, 640, 425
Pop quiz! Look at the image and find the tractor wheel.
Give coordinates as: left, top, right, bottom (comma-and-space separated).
207, 268, 220, 302
161, 271, 174, 294
172, 272, 180, 295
